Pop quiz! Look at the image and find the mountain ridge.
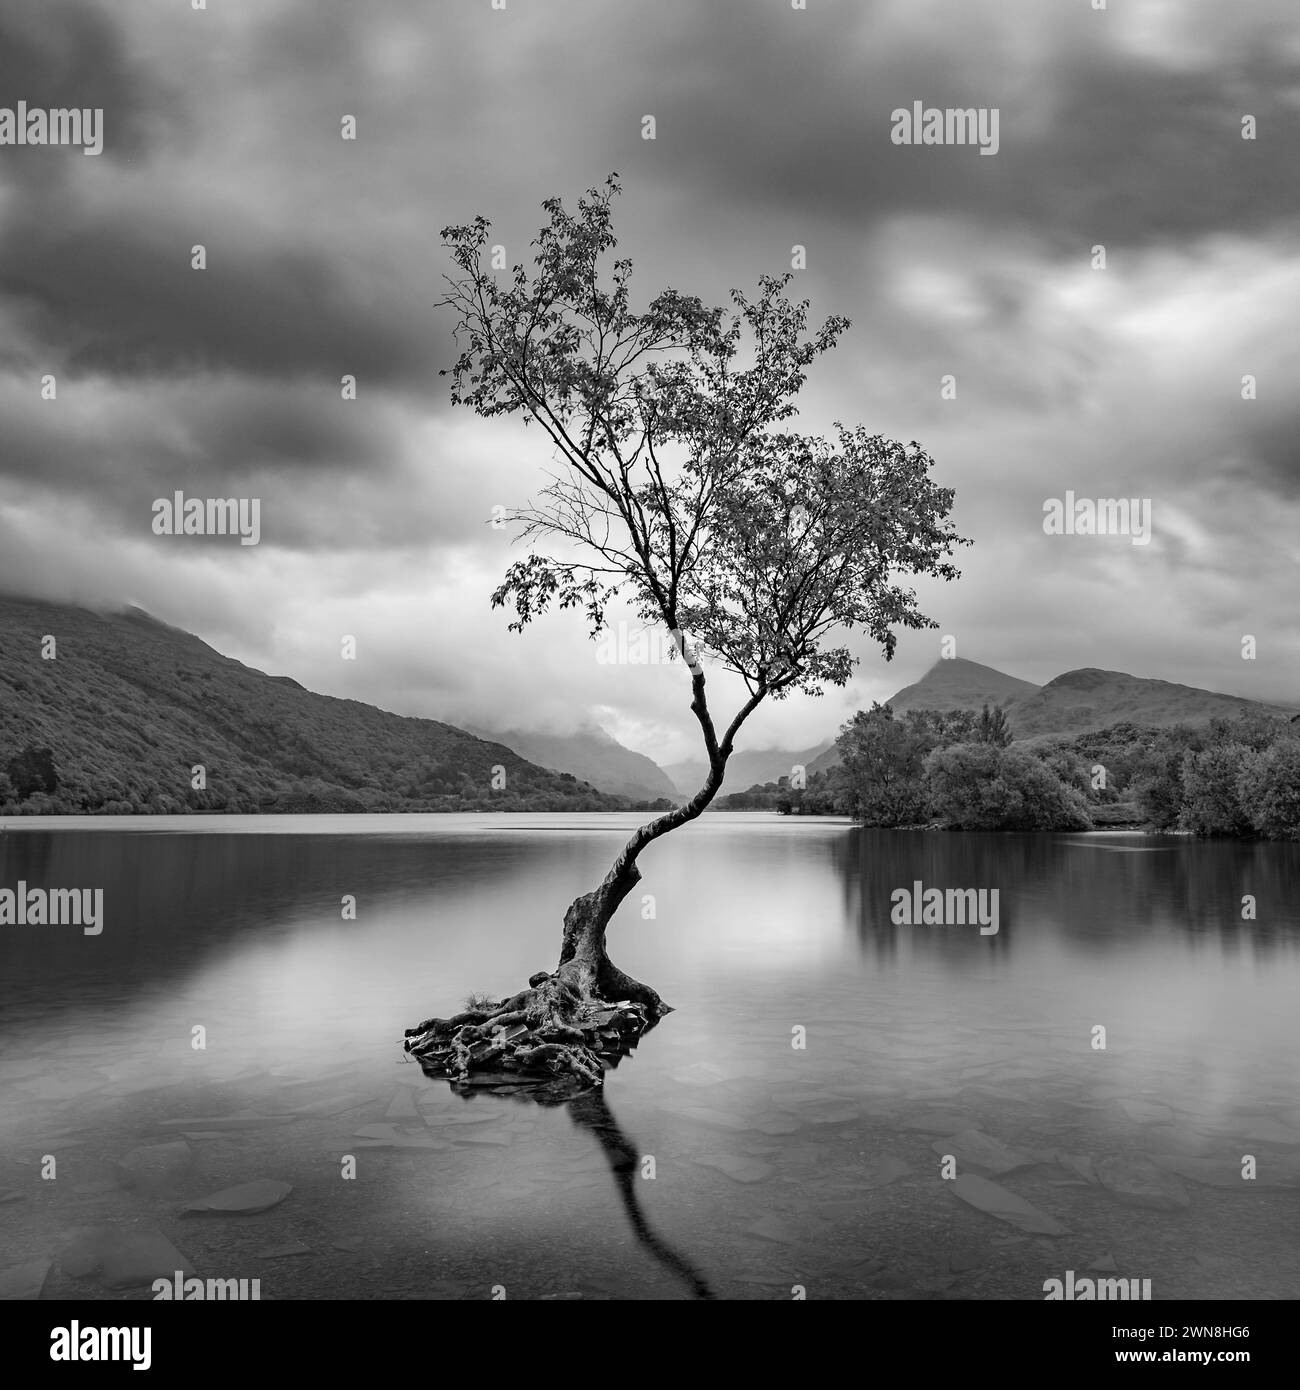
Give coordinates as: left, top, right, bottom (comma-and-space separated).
0, 596, 639, 813
805, 657, 1295, 777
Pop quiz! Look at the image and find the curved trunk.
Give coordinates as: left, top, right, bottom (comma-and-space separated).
553, 711, 741, 1013
405, 668, 765, 1084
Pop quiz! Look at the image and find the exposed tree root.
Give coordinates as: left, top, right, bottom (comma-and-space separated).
404, 965, 666, 1087
407, 861, 676, 1086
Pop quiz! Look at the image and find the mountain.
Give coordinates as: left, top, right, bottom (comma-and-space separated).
876, 657, 1042, 718
808, 658, 1041, 772
681, 658, 1038, 791
469, 724, 679, 803
668, 742, 834, 798
1008, 667, 1297, 740
807, 657, 1296, 770
0, 596, 631, 813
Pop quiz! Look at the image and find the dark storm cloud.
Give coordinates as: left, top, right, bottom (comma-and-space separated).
0, 372, 497, 551
629, 1, 1300, 248
0, 0, 183, 181
0, 0, 465, 391
0, 204, 437, 385
1234, 388, 1300, 496
0, 0, 1296, 749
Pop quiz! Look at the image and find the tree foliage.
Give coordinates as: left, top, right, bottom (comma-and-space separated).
975, 702, 1013, 747
438, 176, 968, 801
1237, 739, 1300, 839
6, 744, 57, 799
834, 703, 973, 825
923, 743, 1092, 830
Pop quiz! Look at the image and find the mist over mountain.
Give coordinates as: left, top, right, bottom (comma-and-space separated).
468, 722, 679, 802
880, 658, 1042, 716
666, 742, 835, 800
0, 597, 631, 813
6, 593, 1292, 817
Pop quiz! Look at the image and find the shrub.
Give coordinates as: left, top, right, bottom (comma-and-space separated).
925, 743, 1092, 830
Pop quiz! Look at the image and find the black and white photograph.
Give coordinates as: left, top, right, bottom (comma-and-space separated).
1, 0, 1297, 1359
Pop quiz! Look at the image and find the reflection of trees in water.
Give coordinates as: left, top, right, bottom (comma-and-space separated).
831, 827, 1023, 965
831, 827, 1300, 963
428, 1035, 715, 1300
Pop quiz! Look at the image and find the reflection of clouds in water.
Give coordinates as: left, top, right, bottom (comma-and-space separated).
3, 818, 1299, 1296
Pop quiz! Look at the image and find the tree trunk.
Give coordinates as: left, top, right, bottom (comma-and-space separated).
404, 668, 764, 1086
555, 876, 665, 1014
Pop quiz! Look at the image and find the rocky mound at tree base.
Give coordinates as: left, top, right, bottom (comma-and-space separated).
404, 971, 665, 1088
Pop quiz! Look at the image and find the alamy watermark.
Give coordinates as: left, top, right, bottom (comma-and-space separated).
50, 1324, 149, 1370
890, 880, 999, 935
152, 492, 261, 545
1044, 1270, 1151, 1300
890, 102, 1000, 156
153, 1271, 261, 1300
0, 102, 103, 156
0, 882, 102, 935
595, 623, 702, 670
1043, 492, 1151, 545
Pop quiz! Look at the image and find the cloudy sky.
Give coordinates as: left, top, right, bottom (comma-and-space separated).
2, 0, 1298, 765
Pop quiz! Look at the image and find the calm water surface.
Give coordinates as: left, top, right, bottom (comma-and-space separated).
2, 814, 1298, 1300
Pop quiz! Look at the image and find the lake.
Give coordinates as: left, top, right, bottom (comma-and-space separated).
2, 814, 1298, 1300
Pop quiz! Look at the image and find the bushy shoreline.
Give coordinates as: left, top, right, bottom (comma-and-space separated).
715, 704, 1300, 841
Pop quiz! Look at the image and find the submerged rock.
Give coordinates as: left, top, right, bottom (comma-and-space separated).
1117, 1098, 1174, 1124
384, 1090, 420, 1120
0, 1258, 51, 1300
931, 1129, 1034, 1177
801, 1100, 861, 1125
671, 1062, 729, 1086
654, 1101, 749, 1131
1233, 1116, 1300, 1146
747, 1214, 828, 1244
949, 1173, 1069, 1235
1056, 1151, 1098, 1184
862, 1155, 913, 1187
945, 1241, 988, 1273
692, 1152, 773, 1184
114, 1140, 193, 1193
455, 1131, 514, 1147
1149, 1154, 1265, 1189
182, 1179, 293, 1216
294, 1092, 374, 1117
1095, 1155, 1191, 1211
752, 1112, 801, 1136
62, 1226, 196, 1290
902, 1110, 974, 1136
352, 1123, 446, 1149
156, 1112, 296, 1132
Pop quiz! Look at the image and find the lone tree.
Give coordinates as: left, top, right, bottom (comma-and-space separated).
405, 176, 969, 1086
975, 702, 1013, 747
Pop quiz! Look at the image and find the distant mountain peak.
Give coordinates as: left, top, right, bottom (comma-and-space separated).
1040, 667, 1117, 691
812, 657, 1297, 770
888, 657, 1042, 708
471, 722, 679, 802
923, 656, 1027, 677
